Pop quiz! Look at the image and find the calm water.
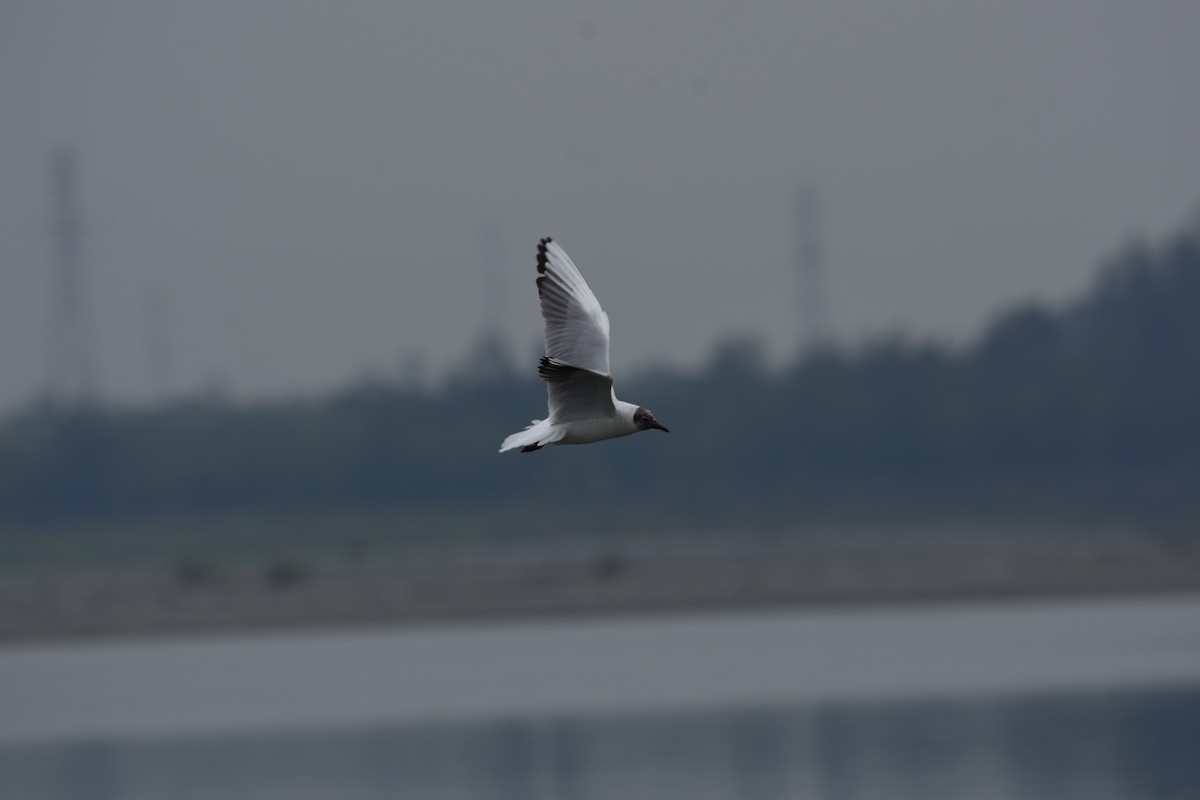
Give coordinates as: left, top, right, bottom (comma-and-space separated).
2, 596, 1199, 799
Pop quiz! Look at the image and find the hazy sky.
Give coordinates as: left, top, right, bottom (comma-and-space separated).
2, 1, 1198, 411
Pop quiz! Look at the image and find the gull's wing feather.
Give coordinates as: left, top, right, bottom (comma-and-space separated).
537, 238, 611, 376
539, 357, 615, 422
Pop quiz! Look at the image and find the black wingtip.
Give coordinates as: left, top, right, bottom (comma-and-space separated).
537, 356, 578, 383
536, 237, 552, 274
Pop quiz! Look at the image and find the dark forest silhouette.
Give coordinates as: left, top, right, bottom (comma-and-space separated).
2, 217, 1198, 534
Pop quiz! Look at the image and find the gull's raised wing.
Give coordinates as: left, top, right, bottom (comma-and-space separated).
537, 238, 611, 376
538, 357, 615, 423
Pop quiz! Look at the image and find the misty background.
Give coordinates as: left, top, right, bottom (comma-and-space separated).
2, 1, 1199, 412
4, 7, 1200, 799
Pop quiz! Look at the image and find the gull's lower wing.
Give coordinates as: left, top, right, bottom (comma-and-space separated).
539, 357, 615, 422
537, 238, 612, 377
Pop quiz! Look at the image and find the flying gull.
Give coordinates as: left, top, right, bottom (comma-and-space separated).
499, 238, 669, 453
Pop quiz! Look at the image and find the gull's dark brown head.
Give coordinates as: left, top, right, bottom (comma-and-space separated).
633, 406, 669, 433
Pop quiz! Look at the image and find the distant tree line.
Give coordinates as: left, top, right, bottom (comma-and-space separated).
1, 217, 1198, 529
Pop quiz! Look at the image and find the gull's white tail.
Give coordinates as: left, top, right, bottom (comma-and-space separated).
499, 419, 564, 453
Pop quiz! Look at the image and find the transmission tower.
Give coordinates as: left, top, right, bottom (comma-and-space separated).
478, 216, 508, 335
142, 284, 172, 400
48, 148, 97, 402
468, 217, 514, 379
795, 181, 827, 354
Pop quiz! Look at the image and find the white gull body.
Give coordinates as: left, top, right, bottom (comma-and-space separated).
499, 238, 668, 453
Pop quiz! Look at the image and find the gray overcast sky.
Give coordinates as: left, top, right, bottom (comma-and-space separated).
2, 1, 1198, 411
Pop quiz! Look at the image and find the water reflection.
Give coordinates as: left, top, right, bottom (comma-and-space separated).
3, 687, 1197, 800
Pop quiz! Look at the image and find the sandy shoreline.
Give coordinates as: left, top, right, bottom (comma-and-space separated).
3, 541, 1200, 643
